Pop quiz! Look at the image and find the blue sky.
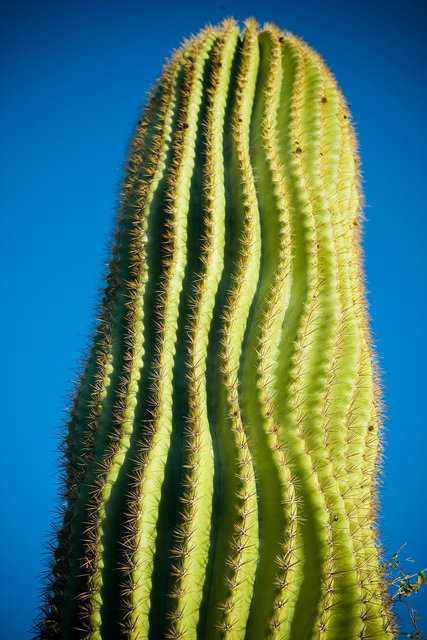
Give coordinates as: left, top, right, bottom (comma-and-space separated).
1, 0, 426, 637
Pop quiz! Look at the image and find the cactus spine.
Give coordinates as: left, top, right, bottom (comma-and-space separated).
37, 18, 395, 640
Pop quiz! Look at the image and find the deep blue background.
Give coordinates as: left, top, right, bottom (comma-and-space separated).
1, 0, 426, 637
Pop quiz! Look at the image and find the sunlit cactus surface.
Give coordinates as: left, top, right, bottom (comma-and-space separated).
36, 18, 395, 640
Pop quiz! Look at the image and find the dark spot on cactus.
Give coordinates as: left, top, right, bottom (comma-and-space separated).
333, 515, 338, 521
183, 123, 189, 129
368, 425, 374, 431
295, 147, 302, 154
279, 36, 284, 42
321, 96, 327, 103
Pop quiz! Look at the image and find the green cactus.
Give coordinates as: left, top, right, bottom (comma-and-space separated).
36, 18, 396, 640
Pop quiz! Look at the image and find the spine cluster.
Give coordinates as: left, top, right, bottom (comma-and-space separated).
37, 19, 395, 640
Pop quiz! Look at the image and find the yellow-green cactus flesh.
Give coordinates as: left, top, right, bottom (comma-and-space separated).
36, 19, 396, 640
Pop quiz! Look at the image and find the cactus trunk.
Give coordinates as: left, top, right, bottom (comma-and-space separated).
36, 18, 395, 640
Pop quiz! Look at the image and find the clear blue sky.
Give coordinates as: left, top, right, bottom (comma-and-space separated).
1, 0, 426, 637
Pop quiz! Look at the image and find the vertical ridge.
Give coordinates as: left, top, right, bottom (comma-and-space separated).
240, 26, 297, 640
194, 28, 241, 638
88, 49, 192, 640
58, 70, 173, 640
164, 21, 239, 640
274, 35, 333, 640
215, 20, 261, 638
296, 40, 366, 639
116, 31, 218, 640
342, 180, 394, 638
203, 19, 261, 639
107, 47, 193, 640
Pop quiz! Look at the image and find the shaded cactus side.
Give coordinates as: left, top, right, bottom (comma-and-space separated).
36, 18, 396, 640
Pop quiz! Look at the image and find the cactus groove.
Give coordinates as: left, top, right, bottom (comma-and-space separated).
36, 18, 396, 640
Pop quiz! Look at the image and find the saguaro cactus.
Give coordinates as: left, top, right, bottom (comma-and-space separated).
37, 18, 395, 640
